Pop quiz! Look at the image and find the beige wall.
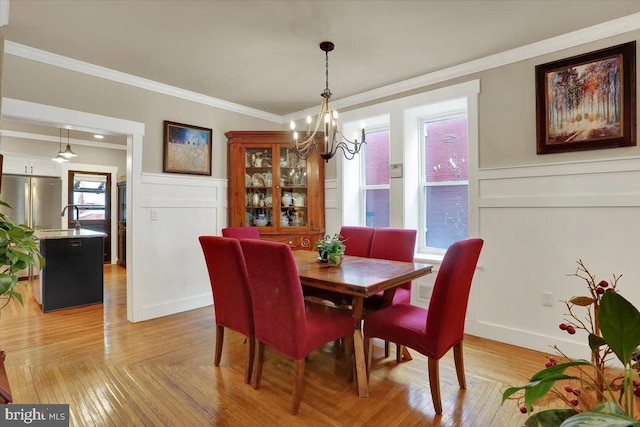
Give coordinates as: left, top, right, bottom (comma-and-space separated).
2, 55, 281, 179
477, 30, 640, 168
332, 30, 640, 175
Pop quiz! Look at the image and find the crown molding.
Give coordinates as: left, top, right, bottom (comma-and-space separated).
4, 41, 282, 124
4, 11, 640, 125
283, 12, 640, 122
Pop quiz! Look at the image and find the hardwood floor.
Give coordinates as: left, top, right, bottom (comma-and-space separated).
0, 265, 548, 426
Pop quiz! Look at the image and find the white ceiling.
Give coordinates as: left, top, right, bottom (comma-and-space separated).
4, 0, 640, 118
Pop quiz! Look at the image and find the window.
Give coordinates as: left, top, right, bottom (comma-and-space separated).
339, 80, 479, 258
363, 128, 390, 227
421, 114, 468, 250
72, 173, 107, 220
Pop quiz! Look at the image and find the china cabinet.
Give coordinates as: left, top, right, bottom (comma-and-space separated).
226, 131, 325, 250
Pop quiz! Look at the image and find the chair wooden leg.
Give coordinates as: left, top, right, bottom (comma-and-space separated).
401, 346, 413, 362
364, 335, 372, 380
254, 341, 265, 390
384, 340, 389, 358
343, 334, 354, 383
428, 357, 443, 415
214, 325, 224, 366
396, 344, 402, 363
245, 335, 255, 384
291, 359, 305, 415
453, 342, 466, 389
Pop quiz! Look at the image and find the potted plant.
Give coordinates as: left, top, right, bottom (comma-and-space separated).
313, 233, 346, 267
0, 200, 43, 403
502, 260, 640, 426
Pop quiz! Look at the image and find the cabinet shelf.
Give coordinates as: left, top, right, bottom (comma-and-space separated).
226, 130, 325, 250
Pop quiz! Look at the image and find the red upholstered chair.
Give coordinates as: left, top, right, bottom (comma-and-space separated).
364, 228, 417, 358
221, 226, 260, 240
364, 238, 484, 415
366, 227, 417, 306
198, 236, 255, 384
240, 239, 355, 415
339, 226, 375, 257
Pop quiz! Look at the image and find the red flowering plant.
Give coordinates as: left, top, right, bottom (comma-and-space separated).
502, 260, 640, 426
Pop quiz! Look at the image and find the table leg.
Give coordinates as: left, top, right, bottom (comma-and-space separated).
351, 297, 369, 397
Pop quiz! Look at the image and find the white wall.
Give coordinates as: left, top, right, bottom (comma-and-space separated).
136, 173, 226, 319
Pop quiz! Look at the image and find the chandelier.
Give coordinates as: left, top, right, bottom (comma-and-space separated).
289, 41, 365, 162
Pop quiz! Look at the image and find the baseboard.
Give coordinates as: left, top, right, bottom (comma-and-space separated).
141, 293, 213, 321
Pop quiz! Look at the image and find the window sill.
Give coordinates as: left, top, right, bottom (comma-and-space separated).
413, 253, 444, 265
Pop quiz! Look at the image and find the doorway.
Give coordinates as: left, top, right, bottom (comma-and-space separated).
68, 170, 112, 263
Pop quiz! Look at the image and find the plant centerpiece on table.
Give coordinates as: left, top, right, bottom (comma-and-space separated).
313, 233, 346, 267
502, 260, 640, 427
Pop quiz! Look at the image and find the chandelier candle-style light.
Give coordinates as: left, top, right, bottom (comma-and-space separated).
290, 41, 366, 162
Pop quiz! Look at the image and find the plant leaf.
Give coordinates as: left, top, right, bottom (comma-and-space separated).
591, 400, 625, 415
570, 296, 595, 306
525, 409, 577, 427
559, 412, 640, 427
502, 360, 592, 408
588, 333, 607, 352
599, 292, 640, 366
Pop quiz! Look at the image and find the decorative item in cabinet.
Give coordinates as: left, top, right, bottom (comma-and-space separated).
226, 131, 325, 249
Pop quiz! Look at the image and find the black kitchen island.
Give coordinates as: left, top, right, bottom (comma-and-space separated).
34, 229, 106, 312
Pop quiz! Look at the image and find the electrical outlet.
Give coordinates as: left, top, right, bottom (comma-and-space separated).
150, 209, 158, 221
542, 291, 554, 307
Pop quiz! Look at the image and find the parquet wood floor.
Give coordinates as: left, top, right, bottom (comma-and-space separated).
0, 265, 546, 426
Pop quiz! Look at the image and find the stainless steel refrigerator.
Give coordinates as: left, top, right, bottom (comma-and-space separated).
0, 174, 62, 278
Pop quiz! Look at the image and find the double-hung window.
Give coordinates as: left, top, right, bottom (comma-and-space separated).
362, 128, 390, 227
420, 112, 468, 252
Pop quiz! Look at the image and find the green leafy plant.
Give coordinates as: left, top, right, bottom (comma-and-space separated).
0, 200, 43, 309
313, 233, 346, 265
502, 260, 640, 426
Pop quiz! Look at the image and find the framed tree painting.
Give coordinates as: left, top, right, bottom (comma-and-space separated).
163, 121, 212, 175
536, 41, 636, 154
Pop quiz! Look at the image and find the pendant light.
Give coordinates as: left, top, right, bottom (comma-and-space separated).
52, 128, 69, 163
59, 129, 77, 159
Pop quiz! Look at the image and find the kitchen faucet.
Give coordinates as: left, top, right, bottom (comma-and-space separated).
61, 204, 81, 230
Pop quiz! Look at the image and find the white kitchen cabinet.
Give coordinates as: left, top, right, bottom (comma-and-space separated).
2, 154, 62, 177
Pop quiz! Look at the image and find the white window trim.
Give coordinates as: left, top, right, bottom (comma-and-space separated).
404, 81, 480, 257
338, 80, 479, 258
418, 108, 469, 254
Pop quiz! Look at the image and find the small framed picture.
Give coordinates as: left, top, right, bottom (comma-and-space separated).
535, 41, 636, 154
163, 121, 212, 175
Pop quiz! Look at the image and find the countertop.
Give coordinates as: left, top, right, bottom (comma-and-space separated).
35, 228, 107, 240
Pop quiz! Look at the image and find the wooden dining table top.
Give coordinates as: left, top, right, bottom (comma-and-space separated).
292, 250, 433, 297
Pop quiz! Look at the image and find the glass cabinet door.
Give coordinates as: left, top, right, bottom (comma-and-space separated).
244, 147, 273, 227
278, 148, 308, 228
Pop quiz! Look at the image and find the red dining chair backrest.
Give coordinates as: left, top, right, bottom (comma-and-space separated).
198, 236, 255, 383
239, 239, 308, 359
425, 238, 484, 358
222, 226, 260, 240
369, 228, 416, 293
339, 226, 375, 257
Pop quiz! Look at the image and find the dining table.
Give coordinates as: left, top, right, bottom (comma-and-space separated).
292, 250, 433, 397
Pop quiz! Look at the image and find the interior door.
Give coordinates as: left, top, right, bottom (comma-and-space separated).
68, 171, 111, 263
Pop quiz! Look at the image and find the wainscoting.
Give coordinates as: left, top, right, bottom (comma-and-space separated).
468, 156, 640, 357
